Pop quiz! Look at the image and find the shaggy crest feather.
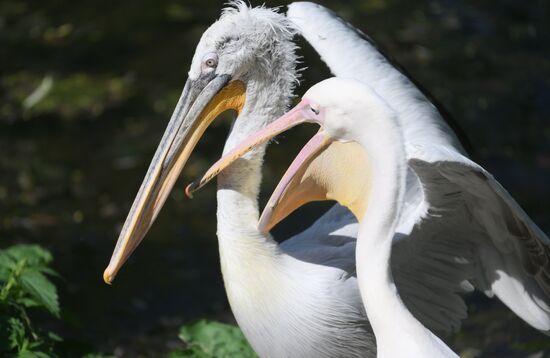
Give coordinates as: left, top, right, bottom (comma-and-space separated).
216, 1, 302, 89
222, 1, 291, 35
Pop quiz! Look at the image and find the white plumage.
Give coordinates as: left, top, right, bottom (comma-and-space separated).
208, 4, 376, 357
206, 3, 469, 356
105, 2, 550, 357
195, 75, 550, 356
254, 77, 462, 356
287, 1, 550, 332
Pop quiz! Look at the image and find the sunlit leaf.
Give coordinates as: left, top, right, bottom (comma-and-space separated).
17, 297, 41, 308
167, 347, 209, 358
18, 270, 59, 317
18, 351, 53, 358
2, 245, 52, 267
178, 320, 256, 358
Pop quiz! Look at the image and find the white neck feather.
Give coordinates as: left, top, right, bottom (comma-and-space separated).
354, 108, 456, 357
214, 67, 315, 358
216, 70, 291, 241
214, 67, 298, 304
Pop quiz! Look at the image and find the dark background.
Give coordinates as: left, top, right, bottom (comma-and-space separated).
1, 0, 549, 356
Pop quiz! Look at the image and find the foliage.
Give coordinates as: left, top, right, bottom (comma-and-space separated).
0, 244, 60, 357
0, 244, 256, 358
168, 320, 257, 358
0, 244, 116, 358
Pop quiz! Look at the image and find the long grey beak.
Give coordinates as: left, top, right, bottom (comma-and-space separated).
104, 74, 246, 284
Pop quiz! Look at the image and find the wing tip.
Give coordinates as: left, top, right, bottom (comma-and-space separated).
287, 2, 328, 20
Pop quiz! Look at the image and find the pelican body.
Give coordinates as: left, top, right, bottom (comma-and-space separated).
104, 2, 550, 357
196, 73, 550, 354
104, 3, 376, 357
197, 78, 460, 356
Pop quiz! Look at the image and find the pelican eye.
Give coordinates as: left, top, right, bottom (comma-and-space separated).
202, 53, 218, 71
310, 105, 320, 115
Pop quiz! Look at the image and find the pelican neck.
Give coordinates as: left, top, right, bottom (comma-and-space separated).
215, 75, 290, 245
352, 107, 455, 357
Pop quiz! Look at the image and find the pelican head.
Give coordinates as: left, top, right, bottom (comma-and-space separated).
103, 2, 298, 284
187, 78, 397, 231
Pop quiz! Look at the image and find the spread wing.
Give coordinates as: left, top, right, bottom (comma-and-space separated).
286, 1, 471, 333
400, 144, 550, 332
287, 1, 464, 152
286, 1, 550, 333
282, 203, 473, 334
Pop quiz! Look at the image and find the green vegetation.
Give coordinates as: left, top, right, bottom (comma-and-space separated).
0, 244, 254, 357
0, 245, 61, 357
170, 320, 256, 358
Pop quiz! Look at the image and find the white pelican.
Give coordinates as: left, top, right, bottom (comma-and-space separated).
104, 3, 377, 357
103, 1, 550, 356
275, 1, 550, 333
192, 77, 463, 356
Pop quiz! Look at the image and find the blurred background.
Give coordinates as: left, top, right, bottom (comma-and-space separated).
1, 0, 549, 356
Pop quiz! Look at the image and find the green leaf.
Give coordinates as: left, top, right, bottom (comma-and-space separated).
2, 245, 53, 267
18, 270, 59, 317
0, 253, 16, 272
177, 320, 256, 358
0, 244, 62, 357
36, 267, 60, 278
167, 347, 209, 358
0, 252, 17, 281
47, 332, 62, 342
18, 351, 53, 358
18, 297, 41, 308
8, 317, 27, 350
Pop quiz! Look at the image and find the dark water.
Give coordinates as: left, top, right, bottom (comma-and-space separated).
1, 0, 549, 356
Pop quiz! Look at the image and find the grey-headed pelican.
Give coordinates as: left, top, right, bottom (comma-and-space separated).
104, 2, 550, 357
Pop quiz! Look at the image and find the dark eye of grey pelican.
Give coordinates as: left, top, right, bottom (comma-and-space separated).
202, 53, 218, 72
310, 105, 320, 115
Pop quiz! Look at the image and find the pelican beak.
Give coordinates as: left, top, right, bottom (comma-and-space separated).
185, 101, 313, 196
103, 74, 246, 284
186, 99, 371, 233
259, 131, 332, 232
258, 139, 370, 233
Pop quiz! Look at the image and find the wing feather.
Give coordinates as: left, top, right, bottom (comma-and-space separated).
287, 0, 550, 334
287, 1, 463, 151
283, 202, 473, 333
407, 144, 550, 331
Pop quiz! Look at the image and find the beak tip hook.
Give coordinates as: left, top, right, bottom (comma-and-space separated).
185, 183, 195, 199
103, 268, 115, 285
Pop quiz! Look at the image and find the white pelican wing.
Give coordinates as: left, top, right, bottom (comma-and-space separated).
281, 204, 358, 274
288, 1, 550, 333
402, 144, 550, 332
287, 1, 464, 152
286, 1, 474, 333
281, 203, 473, 334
